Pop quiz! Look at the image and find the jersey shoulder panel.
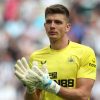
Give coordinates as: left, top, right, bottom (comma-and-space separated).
29, 46, 50, 67
30, 46, 50, 57
70, 42, 96, 57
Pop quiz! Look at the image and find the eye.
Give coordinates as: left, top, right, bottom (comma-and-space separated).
54, 20, 62, 24
46, 20, 52, 24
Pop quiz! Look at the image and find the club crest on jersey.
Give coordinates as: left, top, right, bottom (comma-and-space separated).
67, 57, 75, 63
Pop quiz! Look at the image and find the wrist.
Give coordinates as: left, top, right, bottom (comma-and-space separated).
26, 87, 36, 94
46, 80, 60, 94
51, 80, 61, 94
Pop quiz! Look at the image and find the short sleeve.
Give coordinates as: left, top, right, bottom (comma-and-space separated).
77, 48, 97, 80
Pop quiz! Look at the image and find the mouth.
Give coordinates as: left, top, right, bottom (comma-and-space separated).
48, 31, 57, 35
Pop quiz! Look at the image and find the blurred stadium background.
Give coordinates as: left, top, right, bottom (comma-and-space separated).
0, 0, 100, 100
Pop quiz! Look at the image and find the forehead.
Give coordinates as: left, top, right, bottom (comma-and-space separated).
45, 14, 67, 21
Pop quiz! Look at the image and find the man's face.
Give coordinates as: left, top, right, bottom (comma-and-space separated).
44, 14, 70, 40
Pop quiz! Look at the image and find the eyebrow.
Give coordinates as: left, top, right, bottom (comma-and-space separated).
46, 19, 63, 23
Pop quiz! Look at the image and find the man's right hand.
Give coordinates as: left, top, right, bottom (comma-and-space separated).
14, 57, 38, 93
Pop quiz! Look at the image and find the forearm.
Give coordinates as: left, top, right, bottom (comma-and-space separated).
25, 90, 42, 100
25, 92, 38, 100
57, 87, 89, 100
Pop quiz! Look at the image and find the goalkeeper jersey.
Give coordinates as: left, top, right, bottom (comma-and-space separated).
29, 41, 96, 100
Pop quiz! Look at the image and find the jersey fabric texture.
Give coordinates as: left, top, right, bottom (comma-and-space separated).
29, 41, 96, 100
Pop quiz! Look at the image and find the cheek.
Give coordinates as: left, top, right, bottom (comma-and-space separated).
59, 27, 66, 33
45, 25, 49, 32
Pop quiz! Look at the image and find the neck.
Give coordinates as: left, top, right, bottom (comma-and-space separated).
50, 36, 69, 50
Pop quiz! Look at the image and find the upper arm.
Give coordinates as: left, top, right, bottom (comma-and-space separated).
76, 47, 96, 97
76, 78, 95, 97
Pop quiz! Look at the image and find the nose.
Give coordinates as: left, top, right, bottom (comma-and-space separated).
50, 21, 55, 28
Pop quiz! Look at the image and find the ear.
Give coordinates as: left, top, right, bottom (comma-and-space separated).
44, 23, 46, 28
66, 23, 71, 32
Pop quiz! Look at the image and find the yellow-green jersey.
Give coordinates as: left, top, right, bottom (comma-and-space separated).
29, 41, 96, 100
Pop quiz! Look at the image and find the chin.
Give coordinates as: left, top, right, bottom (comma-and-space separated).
49, 36, 58, 41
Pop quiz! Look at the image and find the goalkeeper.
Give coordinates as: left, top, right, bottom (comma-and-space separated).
15, 4, 96, 100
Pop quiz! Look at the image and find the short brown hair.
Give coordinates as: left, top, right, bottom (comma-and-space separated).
45, 4, 70, 19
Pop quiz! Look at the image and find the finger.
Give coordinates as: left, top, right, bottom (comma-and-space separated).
15, 64, 24, 74
15, 70, 24, 80
27, 69, 42, 81
21, 57, 30, 70
16, 59, 26, 72
32, 61, 38, 69
32, 63, 44, 76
